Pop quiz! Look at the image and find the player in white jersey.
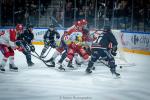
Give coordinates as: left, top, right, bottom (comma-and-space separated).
0, 24, 23, 72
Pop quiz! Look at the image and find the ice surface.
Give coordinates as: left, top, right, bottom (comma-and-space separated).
0, 45, 150, 100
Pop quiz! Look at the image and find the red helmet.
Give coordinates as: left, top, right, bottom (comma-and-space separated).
75, 21, 82, 27
80, 19, 87, 25
16, 24, 23, 31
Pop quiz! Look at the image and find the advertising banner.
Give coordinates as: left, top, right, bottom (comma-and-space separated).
0, 27, 150, 55
121, 31, 150, 52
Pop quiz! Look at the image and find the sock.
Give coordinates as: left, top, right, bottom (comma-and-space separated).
9, 56, 15, 65
1, 57, 8, 68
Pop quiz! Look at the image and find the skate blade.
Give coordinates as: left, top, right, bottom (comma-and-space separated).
0, 71, 5, 73
57, 69, 66, 72
9, 69, 18, 72
56, 67, 66, 72
46, 64, 55, 67
85, 71, 92, 74
112, 74, 121, 79
68, 67, 77, 70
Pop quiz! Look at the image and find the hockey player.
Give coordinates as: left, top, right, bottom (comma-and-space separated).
58, 21, 90, 71
45, 30, 70, 67
73, 19, 93, 67
45, 19, 91, 69
45, 20, 82, 66
16, 24, 35, 66
46, 19, 92, 69
85, 26, 120, 77
40, 24, 60, 58
0, 24, 22, 72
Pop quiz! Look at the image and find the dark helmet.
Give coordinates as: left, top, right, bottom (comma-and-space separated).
103, 26, 111, 32
49, 24, 55, 28
26, 24, 33, 29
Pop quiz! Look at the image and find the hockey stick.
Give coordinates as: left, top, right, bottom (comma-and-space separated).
98, 57, 122, 69
31, 52, 55, 67
98, 57, 121, 78
41, 47, 52, 58
98, 57, 110, 68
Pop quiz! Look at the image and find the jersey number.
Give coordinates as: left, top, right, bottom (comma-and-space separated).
93, 36, 102, 43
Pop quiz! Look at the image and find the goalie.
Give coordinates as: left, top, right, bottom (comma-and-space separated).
85, 26, 120, 77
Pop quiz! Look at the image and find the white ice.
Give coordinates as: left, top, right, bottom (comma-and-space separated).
0, 45, 150, 100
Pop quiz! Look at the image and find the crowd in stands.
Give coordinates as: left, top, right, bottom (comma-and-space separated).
1, 0, 49, 26
0, 0, 150, 31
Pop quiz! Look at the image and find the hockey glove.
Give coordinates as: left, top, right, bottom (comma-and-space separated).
111, 51, 117, 56
45, 39, 50, 44
83, 46, 91, 55
111, 46, 117, 56
15, 46, 24, 52
49, 41, 56, 48
56, 34, 60, 39
29, 45, 35, 52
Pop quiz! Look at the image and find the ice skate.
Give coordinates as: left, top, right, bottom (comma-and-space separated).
92, 67, 95, 70
110, 68, 120, 78
28, 61, 35, 67
45, 58, 55, 67
67, 62, 75, 69
86, 68, 93, 74
58, 65, 65, 71
9, 64, 18, 72
0, 65, 5, 72
75, 60, 81, 67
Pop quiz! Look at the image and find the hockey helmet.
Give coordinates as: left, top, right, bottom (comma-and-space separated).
16, 24, 23, 31
75, 21, 82, 27
49, 24, 55, 28
26, 24, 33, 29
49, 24, 55, 31
103, 26, 111, 32
80, 19, 87, 25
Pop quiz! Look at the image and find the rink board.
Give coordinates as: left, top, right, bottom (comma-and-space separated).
0, 27, 150, 55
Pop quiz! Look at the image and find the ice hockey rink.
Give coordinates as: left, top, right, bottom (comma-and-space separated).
0, 45, 150, 100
